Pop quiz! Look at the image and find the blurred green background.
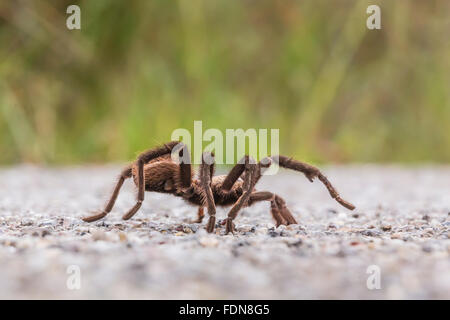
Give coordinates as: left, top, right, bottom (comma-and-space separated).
0, 0, 449, 165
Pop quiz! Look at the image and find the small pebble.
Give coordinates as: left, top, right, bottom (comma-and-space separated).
199, 236, 218, 247
118, 232, 127, 242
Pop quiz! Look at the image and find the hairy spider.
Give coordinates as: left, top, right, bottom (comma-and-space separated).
83, 141, 355, 234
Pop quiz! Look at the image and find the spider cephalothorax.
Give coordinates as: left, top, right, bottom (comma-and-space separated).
83, 141, 355, 234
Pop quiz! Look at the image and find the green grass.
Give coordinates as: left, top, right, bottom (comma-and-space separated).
0, 0, 449, 165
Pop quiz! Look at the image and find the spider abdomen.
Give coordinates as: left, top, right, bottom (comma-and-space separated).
132, 160, 180, 193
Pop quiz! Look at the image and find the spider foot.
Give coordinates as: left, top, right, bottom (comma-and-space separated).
279, 208, 297, 225
190, 217, 204, 224
206, 216, 216, 233
82, 211, 106, 223
275, 219, 285, 227
271, 204, 287, 227
225, 218, 236, 234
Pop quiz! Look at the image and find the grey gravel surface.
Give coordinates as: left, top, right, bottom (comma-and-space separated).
0, 165, 449, 299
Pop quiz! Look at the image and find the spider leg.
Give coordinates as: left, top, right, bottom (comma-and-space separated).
274, 195, 298, 225
122, 141, 186, 220
261, 156, 355, 210
82, 166, 132, 222
248, 191, 298, 226
221, 158, 246, 191
178, 144, 192, 188
224, 157, 258, 234
221, 155, 258, 191
200, 152, 217, 233
191, 207, 205, 224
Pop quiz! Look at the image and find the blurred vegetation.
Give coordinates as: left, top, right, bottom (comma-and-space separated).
0, 0, 449, 165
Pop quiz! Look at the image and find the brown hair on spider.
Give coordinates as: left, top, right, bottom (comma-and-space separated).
83, 141, 355, 234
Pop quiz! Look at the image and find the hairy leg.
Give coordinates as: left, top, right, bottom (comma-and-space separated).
260, 156, 355, 210
200, 152, 217, 233
221, 156, 247, 191
224, 158, 258, 234
248, 191, 298, 226
82, 166, 132, 222
274, 195, 297, 225
191, 207, 205, 223
178, 143, 192, 188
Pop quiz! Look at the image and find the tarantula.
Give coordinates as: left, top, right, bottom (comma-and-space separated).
83, 141, 355, 234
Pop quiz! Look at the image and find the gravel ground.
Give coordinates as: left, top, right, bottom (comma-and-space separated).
0, 165, 449, 299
